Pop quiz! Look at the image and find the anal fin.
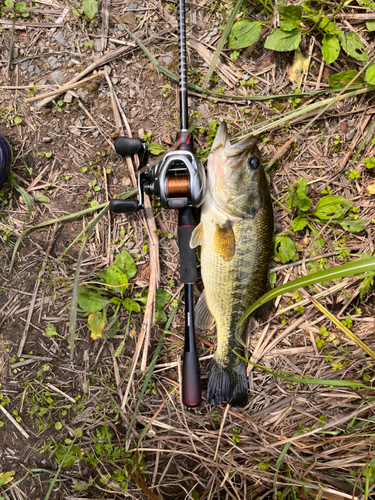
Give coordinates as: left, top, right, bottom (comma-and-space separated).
195, 290, 215, 330
190, 222, 204, 249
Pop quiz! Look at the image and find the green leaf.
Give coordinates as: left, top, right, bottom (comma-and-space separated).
14, 116, 22, 124
309, 195, 352, 220
238, 258, 375, 327
319, 16, 341, 36
322, 35, 340, 64
336, 218, 366, 232
88, 311, 105, 340
274, 235, 299, 264
291, 217, 307, 231
81, 0, 97, 20
286, 178, 313, 211
104, 315, 121, 340
77, 286, 110, 313
339, 32, 369, 62
34, 191, 50, 203
228, 19, 262, 50
366, 64, 375, 85
328, 70, 365, 88
264, 28, 301, 52
4, 0, 14, 8
155, 288, 171, 310
122, 298, 141, 313
148, 143, 166, 155
155, 309, 167, 323
366, 20, 375, 32
0, 471, 15, 487
45, 323, 58, 337
15, 2, 26, 12
279, 5, 302, 31
7, 173, 32, 218
114, 249, 137, 278
55, 421, 63, 430
106, 265, 128, 297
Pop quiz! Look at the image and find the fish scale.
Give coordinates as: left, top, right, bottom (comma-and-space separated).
190, 122, 273, 407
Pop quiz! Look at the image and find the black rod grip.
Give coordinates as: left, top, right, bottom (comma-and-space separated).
178, 207, 197, 284
110, 199, 139, 213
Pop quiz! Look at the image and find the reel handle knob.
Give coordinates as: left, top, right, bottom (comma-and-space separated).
109, 199, 140, 213
114, 137, 144, 157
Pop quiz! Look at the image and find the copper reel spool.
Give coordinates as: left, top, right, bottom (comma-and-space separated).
166, 175, 189, 197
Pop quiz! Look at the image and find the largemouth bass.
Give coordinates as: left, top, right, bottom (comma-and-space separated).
190, 122, 273, 407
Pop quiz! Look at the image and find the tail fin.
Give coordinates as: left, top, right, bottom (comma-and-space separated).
206, 358, 248, 407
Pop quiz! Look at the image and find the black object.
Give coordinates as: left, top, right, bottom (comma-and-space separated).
0, 133, 12, 185
110, 0, 205, 407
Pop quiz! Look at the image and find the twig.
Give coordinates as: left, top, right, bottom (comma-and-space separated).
6, 18, 15, 76
101, 0, 110, 51
214, 404, 230, 461
0, 403, 29, 439
25, 71, 105, 103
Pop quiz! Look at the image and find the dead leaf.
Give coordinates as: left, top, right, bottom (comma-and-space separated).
288, 48, 309, 89
88, 311, 105, 340
365, 183, 375, 196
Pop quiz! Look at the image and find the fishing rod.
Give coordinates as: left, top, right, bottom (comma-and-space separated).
109, 0, 206, 407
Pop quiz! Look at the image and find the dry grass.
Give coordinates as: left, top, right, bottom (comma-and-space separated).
1, 1, 375, 499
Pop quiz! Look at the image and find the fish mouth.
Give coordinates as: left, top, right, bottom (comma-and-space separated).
210, 122, 257, 159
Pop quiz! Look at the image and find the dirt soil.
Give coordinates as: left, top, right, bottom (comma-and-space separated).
1, 1, 375, 499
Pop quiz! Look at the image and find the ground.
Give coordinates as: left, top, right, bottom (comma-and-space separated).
1, 0, 375, 499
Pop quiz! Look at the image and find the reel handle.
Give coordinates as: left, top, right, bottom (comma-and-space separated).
109, 199, 140, 213
114, 137, 147, 166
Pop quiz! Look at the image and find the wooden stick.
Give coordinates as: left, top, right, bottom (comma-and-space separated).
25, 71, 105, 103
0, 403, 29, 439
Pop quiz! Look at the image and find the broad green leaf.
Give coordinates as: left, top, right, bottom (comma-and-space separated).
238, 258, 375, 326
309, 226, 325, 250
322, 35, 340, 64
45, 323, 58, 337
88, 311, 105, 340
366, 20, 375, 31
228, 19, 262, 49
319, 16, 341, 36
155, 309, 167, 323
309, 195, 352, 220
122, 298, 141, 313
81, 0, 97, 20
336, 218, 366, 232
55, 421, 63, 430
106, 265, 128, 297
114, 249, 137, 278
339, 32, 369, 62
328, 70, 365, 89
274, 235, 299, 264
286, 178, 312, 212
148, 143, 165, 155
366, 64, 375, 85
279, 5, 302, 31
15, 2, 26, 12
155, 288, 171, 309
264, 28, 301, 52
77, 286, 110, 313
4, 0, 14, 8
291, 217, 307, 231
34, 191, 50, 203
0, 471, 15, 487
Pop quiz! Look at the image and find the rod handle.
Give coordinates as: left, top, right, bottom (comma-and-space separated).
182, 350, 202, 407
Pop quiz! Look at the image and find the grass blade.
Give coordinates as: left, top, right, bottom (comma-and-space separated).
9, 188, 137, 273
307, 293, 375, 360
353, 118, 375, 163
234, 352, 368, 389
237, 258, 375, 328
202, 0, 243, 89
7, 173, 33, 219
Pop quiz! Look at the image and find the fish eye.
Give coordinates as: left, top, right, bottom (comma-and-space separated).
248, 156, 260, 170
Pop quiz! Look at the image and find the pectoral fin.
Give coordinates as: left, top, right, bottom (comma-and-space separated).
213, 222, 235, 261
190, 222, 204, 249
195, 290, 215, 330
